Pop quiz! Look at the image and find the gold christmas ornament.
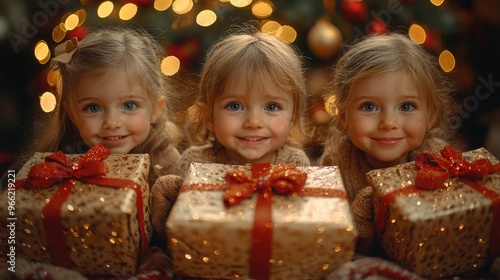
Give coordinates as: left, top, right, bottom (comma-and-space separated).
307, 18, 343, 60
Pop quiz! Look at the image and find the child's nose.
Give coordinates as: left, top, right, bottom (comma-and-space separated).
243, 110, 264, 129
379, 112, 398, 130
102, 113, 122, 130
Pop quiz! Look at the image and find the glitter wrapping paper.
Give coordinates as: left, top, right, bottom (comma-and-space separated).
166, 163, 358, 280
365, 147, 500, 279
0, 151, 152, 276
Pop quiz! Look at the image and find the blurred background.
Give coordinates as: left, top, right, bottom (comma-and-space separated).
0, 0, 499, 174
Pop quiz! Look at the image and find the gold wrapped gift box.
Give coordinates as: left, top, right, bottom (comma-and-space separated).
0, 146, 152, 276
167, 163, 358, 280
366, 147, 500, 279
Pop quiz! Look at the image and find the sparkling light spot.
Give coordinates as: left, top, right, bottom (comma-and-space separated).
252, 0, 273, 18
203, 257, 209, 263
98, 1, 114, 18
184, 253, 192, 259
408, 24, 426, 45
261, 20, 280, 34
430, 0, 444, 6
172, 0, 193, 15
439, 50, 455, 72
40, 92, 57, 113
64, 14, 79, 31
161, 56, 180, 76
119, 3, 138, 21
196, 10, 217, 27
230, 0, 252, 8
52, 24, 66, 43
154, 0, 173, 11
34, 40, 50, 63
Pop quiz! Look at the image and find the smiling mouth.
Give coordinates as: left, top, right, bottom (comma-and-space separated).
239, 137, 267, 141
103, 136, 126, 141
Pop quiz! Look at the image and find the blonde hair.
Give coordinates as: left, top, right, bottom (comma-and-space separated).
323, 32, 458, 153
28, 26, 179, 177
186, 26, 308, 146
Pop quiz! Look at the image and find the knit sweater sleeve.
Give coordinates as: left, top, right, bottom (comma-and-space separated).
277, 145, 311, 166
149, 144, 181, 185
176, 144, 216, 177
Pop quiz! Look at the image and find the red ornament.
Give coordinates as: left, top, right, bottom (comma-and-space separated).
67, 26, 87, 41
369, 19, 389, 35
166, 39, 202, 69
341, 0, 369, 23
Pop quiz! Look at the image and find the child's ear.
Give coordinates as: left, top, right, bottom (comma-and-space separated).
200, 104, 215, 132
150, 97, 166, 123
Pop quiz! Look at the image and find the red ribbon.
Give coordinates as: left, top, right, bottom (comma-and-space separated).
16, 144, 149, 269
376, 145, 500, 259
224, 163, 307, 280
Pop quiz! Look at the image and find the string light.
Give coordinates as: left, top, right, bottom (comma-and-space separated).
230, 0, 252, 8
65, 14, 79, 31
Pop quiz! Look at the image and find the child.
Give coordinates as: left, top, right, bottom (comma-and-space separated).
152, 26, 311, 242
319, 33, 458, 253
33, 26, 181, 185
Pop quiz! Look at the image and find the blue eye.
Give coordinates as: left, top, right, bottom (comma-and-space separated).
85, 104, 101, 113
400, 102, 415, 112
361, 103, 377, 112
265, 103, 280, 112
123, 102, 137, 111
226, 102, 243, 111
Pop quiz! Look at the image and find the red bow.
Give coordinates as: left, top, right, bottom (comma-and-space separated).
25, 144, 110, 188
16, 144, 149, 269
223, 163, 307, 207
415, 145, 500, 190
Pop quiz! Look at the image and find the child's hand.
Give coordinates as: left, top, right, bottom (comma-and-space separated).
151, 174, 183, 242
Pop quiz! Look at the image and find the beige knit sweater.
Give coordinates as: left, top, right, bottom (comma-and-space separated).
175, 142, 311, 177
319, 136, 450, 254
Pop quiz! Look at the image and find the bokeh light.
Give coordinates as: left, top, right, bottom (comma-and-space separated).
196, 10, 217, 27
154, 0, 173, 11
439, 50, 455, 72
34, 40, 50, 64
276, 25, 296, 44
408, 24, 426, 45
161, 56, 180, 76
119, 3, 138, 20
230, 0, 252, 8
252, 0, 273, 18
172, 0, 193, 15
430, 0, 444, 6
97, 1, 114, 18
40, 92, 57, 113
64, 14, 79, 31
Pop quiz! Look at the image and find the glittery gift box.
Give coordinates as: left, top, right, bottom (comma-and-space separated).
365, 147, 500, 279
0, 150, 152, 276
166, 163, 358, 279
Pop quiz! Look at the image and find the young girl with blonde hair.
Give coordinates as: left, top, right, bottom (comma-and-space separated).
152, 26, 311, 243
319, 32, 459, 253
31, 26, 181, 184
